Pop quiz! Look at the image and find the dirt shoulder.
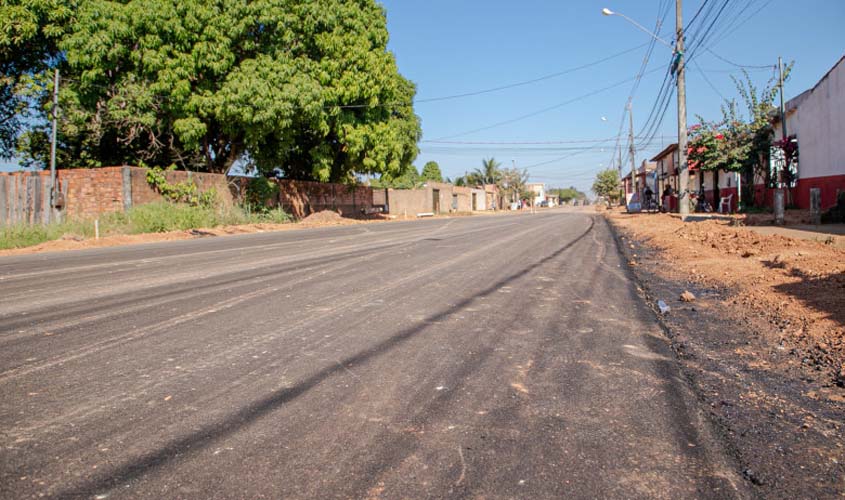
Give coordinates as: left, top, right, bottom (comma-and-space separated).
605, 210, 844, 497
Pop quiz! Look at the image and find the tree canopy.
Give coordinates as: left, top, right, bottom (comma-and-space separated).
688, 68, 791, 179
10, 0, 421, 181
420, 161, 443, 182
370, 163, 421, 189
592, 168, 620, 202
549, 186, 586, 203
0, 0, 76, 158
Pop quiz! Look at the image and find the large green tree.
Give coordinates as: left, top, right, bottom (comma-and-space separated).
592, 168, 620, 203
420, 161, 442, 182
17, 0, 421, 181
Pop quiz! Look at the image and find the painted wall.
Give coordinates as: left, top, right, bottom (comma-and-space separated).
773, 57, 845, 209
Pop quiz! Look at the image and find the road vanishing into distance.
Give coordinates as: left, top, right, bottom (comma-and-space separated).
0, 211, 746, 499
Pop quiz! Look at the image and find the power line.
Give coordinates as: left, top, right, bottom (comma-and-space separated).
607, 0, 672, 171
423, 136, 634, 145
693, 60, 728, 100
414, 42, 651, 104
429, 67, 665, 141
703, 49, 775, 70
704, 0, 776, 52
685, 0, 713, 31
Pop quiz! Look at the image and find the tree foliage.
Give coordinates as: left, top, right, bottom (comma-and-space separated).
498, 166, 528, 202
0, 0, 76, 158
12, 0, 421, 181
466, 157, 501, 185
549, 186, 586, 203
592, 168, 620, 202
420, 161, 443, 182
687, 67, 792, 189
370, 163, 421, 189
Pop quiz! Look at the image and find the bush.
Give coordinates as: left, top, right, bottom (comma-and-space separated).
243, 177, 280, 213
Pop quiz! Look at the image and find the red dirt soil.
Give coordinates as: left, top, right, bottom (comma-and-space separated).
607, 210, 845, 385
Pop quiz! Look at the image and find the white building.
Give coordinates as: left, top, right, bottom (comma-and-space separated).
771, 55, 845, 209
526, 182, 546, 205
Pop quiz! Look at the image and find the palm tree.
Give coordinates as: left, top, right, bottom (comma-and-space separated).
473, 157, 502, 185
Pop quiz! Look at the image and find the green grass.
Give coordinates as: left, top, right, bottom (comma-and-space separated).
1, 202, 291, 250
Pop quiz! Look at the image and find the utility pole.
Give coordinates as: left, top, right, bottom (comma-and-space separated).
49, 68, 60, 223
676, 0, 689, 218
628, 101, 637, 207
617, 145, 623, 206
774, 56, 787, 225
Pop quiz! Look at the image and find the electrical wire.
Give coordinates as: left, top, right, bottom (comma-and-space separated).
413, 42, 651, 104
428, 67, 664, 141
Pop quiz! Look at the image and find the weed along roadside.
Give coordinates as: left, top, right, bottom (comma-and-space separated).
603, 209, 845, 497
0, 163, 548, 254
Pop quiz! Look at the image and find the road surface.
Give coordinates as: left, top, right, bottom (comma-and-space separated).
0, 211, 745, 499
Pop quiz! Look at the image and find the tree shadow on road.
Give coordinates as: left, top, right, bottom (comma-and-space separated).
57, 218, 598, 498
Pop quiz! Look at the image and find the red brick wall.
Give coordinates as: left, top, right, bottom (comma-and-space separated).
274, 180, 374, 219
57, 167, 125, 219
1, 167, 234, 224
128, 167, 234, 207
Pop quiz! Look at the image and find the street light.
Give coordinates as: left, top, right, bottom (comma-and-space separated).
601, 8, 673, 48
602, 4, 689, 217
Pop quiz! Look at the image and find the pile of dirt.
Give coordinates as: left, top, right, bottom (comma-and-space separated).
301, 210, 345, 224
609, 212, 845, 381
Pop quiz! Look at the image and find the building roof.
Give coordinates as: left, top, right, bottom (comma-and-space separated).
650, 143, 678, 162
772, 55, 845, 124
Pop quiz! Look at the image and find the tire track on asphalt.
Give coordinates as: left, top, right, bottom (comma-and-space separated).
0, 218, 525, 382
1, 216, 570, 439
49, 214, 598, 499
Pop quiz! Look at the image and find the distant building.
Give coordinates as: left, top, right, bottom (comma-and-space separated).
621, 161, 656, 204
525, 182, 546, 205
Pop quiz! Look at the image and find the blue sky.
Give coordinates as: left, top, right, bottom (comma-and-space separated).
380, 0, 845, 193
3, 0, 843, 196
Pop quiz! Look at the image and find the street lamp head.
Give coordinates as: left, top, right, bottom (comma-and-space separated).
602, 8, 614, 16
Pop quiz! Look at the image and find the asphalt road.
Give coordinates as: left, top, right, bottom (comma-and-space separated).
0, 211, 746, 499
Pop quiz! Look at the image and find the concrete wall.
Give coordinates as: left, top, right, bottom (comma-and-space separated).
385, 188, 430, 216
470, 188, 486, 211
383, 182, 485, 216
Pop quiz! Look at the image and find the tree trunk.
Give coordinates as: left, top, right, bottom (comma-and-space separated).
713, 170, 720, 209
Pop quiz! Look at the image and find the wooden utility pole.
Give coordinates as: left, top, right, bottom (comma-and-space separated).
49, 68, 60, 223
618, 146, 623, 206
676, 0, 689, 218
774, 56, 787, 224
628, 101, 637, 206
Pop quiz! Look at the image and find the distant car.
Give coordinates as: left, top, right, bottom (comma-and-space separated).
538, 200, 549, 208
509, 202, 520, 210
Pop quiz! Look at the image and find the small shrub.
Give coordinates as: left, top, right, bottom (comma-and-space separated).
243, 177, 280, 213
